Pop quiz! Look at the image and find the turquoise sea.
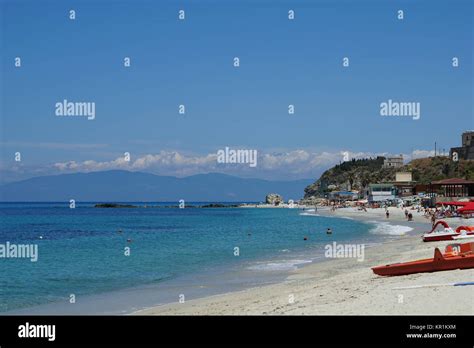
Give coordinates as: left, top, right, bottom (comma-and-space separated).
0, 202, 415, 314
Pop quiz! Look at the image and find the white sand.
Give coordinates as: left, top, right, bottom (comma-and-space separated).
135, 207, 474, 315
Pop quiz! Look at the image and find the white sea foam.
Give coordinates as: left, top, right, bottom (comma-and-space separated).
247, 259, 312, 271
368, 221, 413, 236
299, 212, 320, 217
299, 211, 353, 219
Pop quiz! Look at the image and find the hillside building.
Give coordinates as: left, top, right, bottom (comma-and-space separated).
450, 131, 474, 160
382, 155, 404, 168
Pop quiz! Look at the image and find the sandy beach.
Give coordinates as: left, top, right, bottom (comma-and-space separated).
135, 207, 474, 315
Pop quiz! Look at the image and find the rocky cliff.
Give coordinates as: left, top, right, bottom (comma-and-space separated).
303, 156, 474, 199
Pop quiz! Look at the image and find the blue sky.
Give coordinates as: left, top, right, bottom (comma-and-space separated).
0, 0, 473, 182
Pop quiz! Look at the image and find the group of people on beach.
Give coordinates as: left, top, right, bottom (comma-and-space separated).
404, 209, 414, 221
381, 204, 465, 227
423, 207, 450, 227
318, 199, 467, 229
384, 207, 412, 221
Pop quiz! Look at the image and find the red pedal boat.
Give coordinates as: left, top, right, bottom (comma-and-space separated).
422, 220, 474, 242
372, 242, 474, 276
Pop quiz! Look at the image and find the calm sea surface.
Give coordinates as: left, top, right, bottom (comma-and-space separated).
0, 202, 414, 314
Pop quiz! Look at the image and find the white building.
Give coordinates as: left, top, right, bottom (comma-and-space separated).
383, 155, 404, 169
367, 184, 396, 202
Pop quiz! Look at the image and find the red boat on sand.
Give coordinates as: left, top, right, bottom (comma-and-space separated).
422, 220, 474, 242
372, 242, 474, 276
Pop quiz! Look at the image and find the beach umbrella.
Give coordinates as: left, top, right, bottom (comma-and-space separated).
436, 201, 468, 206
457, 202, 474, 214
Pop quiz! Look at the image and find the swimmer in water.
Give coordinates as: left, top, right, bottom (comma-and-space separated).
326, 228, 332, 235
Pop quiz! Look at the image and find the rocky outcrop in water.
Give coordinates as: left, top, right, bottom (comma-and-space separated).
265, 193, 283, 206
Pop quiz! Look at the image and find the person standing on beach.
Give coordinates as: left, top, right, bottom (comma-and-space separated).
405, 209, 409, 219
431, 213, 436, 227
386, 209, 390, 219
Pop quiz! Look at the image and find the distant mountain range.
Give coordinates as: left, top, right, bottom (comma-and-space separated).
0, 170, 313, 202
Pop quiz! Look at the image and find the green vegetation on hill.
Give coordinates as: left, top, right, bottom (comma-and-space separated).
303, 156, 474, 198
406, 157, 474, 183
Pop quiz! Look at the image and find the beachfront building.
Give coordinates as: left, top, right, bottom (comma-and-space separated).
395, 172, 412, 182
382, 155, 404, 168
327, 190, 359, 201
450, 131, 474, 160
367, 184, 396, 202
392, 171, 416, 197
428, 178, 474, 201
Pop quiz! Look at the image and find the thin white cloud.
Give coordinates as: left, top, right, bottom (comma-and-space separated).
408, 149, 436, 159
0, 148, 437, 184
45, 149, 434, 180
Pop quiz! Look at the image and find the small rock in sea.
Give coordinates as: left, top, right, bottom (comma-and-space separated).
265, 193, 283, 206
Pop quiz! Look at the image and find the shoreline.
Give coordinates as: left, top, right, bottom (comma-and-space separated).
134, 207, 474, 315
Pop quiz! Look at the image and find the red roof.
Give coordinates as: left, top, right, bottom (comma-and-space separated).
431, 178, 474, 185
